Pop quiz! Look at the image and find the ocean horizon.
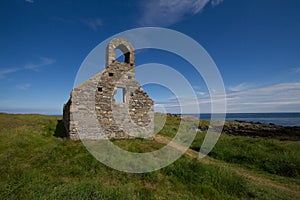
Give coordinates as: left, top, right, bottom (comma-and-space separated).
3, 112, 300, 127
180, 112, 300, 127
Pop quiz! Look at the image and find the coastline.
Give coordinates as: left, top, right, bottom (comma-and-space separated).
176, 113, 300, 141
180, 112, 300, 127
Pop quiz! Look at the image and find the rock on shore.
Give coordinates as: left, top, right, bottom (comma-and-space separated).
221, 120, 300, 141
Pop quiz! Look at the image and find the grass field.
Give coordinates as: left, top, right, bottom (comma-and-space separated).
0, 113, 299, 199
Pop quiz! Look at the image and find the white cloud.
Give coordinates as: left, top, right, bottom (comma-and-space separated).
228, 82, 255, 92
197, 91, 206, 96
155, 82, 300, 113
0, 68, 20, 79
226, 83, 300, 112
54, 17, 103, 31
0, 57, 55, 79
192, 85, 207, 95
138, 0, 223, 26
79, 18, 103, 31
25, 0, 34, 3
211, 0, 223, 7
17, 83, 31, 90
24, 57, 55, 71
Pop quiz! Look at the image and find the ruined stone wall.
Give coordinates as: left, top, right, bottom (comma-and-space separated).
95, 61, 153, 139
63, 38, 154, 140
62, 99, 71, 135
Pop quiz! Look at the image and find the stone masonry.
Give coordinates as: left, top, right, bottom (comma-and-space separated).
63, 38, 154, 140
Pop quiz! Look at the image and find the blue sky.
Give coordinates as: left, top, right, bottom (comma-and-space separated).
0, 0, 300, 114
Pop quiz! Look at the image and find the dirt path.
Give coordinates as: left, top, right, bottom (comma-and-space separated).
154, 134, 300, 197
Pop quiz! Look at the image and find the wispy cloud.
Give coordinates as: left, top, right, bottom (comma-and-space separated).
0, 57, 55, 79
25, 0, 34, 3
0, 68, 20, 79
17, 83, 31, 90
228, 82, 255, 92
54, 17, 103, 31
292, 67, 300, 73
24, 57, 55, 71
211, 0, 223, 7
192, 85, 207, 95
138, 0, 223, 26
226, 82, 300, 112
155, 82, 300, 113
79, 18, 103, 31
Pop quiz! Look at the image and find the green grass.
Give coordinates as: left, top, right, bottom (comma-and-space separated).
0, 113, 299, 199
189, 130, 300, 179
156, 114, 300, 178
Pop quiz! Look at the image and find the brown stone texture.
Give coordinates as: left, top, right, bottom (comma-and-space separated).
63, 38, 154, 140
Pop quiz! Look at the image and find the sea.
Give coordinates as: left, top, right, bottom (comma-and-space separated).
180, 113, 300, 127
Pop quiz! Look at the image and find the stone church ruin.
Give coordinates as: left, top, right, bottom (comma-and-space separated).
63, 38, 154, 140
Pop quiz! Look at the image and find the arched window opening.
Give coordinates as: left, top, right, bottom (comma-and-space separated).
114, 44, 131, 64
115, 49, 125, 63
106, 38, 135, 67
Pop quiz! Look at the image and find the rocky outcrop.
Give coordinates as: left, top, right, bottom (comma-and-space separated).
196, 119, 300, 141
221, 120, 300, 141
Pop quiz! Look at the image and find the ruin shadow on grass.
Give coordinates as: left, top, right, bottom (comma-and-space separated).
54, 120, 69, 138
